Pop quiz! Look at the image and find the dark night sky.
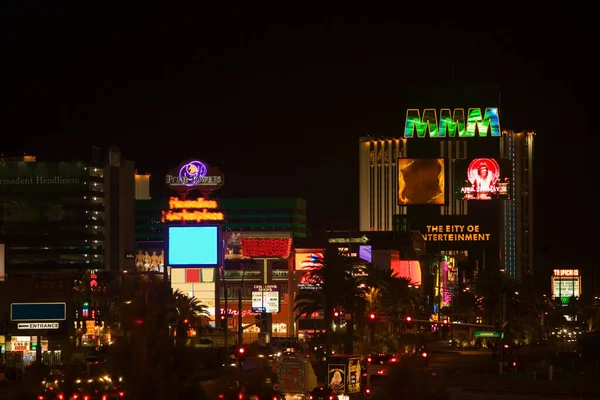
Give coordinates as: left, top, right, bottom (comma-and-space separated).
0, 5, 594, 291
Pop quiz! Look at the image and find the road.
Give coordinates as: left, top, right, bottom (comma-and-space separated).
427, 347, 498, 375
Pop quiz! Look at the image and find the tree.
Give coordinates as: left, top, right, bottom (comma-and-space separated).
293, 246, 366, 354
172, 289, 212, 327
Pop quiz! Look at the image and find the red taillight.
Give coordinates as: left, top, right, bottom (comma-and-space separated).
58, 395, 64, 400
84, 396, 90, 400
512, 361, 516, 366
272, 396, 278, 400
503, 344, 509, 349
390, 357, 397, 362
422, 352, 428, 358
329, 396, 334, 400
38, 396, 45, 400
367, 357, 372, 363
119, 392, 125, 397
238, 393, 243, 400
309, 396, 313, 400
218, 395, 225, 399
73, 395, 79, 400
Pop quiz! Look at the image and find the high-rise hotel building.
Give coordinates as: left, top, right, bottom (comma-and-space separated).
0, 146, 135, 277
359, 130, 534, 281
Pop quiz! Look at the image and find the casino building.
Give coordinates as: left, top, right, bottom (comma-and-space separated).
358, 108, 534, 282
0, 146, 135, 277
133, 172, 307, 338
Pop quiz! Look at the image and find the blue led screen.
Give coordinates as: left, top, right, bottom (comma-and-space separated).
168, 226, 219, 266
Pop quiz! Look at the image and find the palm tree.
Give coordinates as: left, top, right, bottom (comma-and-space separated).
293, 246, 366, 354
172, 289, 212, 328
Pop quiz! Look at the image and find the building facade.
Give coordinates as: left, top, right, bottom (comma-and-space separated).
0, 147, 135, 276
359, 117, 534, 282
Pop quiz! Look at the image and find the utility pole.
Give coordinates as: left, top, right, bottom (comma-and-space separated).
499, 292, 507, 374
220, 266, 228, 362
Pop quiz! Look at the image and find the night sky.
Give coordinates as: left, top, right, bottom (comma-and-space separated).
1, 6, 593, 292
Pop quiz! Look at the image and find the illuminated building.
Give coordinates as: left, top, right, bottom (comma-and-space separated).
359, 108, 535, 281
500, 131, 535, 278
133, 177, 304, 337
135, 197, 307, 242
0, 146, 135, 275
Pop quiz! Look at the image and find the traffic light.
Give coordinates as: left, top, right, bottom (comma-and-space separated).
220, 315, 227, 329
406, 316, 413, 329
82, 301, 89, 318
334, 311, 340, 318
406, 316, 412, 322
237, 347, 246, 361
369, 312, 376, 321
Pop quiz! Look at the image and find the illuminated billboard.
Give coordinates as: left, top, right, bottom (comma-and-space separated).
223, 231, 292, 259
398, 158, 445, 205
295, 249, 323, 290
455, 158, 511, 200
404, 107, 500, 138
167, 225, 220, 267
552, 269, 581, 300
359, 245, 372, 263
295, 250, 323, 271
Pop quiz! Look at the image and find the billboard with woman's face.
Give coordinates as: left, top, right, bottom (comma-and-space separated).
455, 158, 511, 200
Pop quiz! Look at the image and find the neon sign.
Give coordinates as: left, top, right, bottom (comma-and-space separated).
553, 269, 579, 277
404, 108, 500, 138
161, 197, 224, 223
179, 160, 207, 187
165, 159, 224, 193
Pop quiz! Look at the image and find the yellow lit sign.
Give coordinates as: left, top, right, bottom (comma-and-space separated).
161, 197, 224, 223
423, 225, 490, 242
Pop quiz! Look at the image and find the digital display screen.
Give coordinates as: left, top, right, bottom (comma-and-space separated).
398, 158, 445, 205
455, 158, 511, 200
359, 245, 372, 262
167, 226, 219, 266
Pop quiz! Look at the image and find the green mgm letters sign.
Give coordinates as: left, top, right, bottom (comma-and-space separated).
404, 107, 501, 138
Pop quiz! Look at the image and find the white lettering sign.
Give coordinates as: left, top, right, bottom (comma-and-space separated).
0, 177, 80, 185
17, 322, 60, 330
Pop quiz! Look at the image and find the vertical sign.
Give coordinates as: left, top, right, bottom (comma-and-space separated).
0, 243, 5, 281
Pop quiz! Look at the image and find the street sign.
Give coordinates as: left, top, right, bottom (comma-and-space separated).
379, 316, 387, 323
474, 331, 500, 338
11, 302, 67, 321
251, 285, 279, 313
17, 322, 60, 330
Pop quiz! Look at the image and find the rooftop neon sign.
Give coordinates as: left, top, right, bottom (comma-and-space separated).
404, 107, 501, 138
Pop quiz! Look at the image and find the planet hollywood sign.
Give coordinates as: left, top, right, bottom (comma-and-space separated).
165, 159, 224, 194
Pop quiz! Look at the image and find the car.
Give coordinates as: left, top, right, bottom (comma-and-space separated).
239, 379, 284, 400
366, 353, 399, 376
309, 386, 336, 400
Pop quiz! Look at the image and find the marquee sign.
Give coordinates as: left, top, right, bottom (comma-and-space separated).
165, 159, 224, 194
404, 107, 500, 138
161, 197, 224, 223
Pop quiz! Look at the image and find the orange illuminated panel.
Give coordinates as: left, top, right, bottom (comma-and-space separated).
161, 196, 224, 223
168, 197, 218, 210
295, 250, 324, 271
